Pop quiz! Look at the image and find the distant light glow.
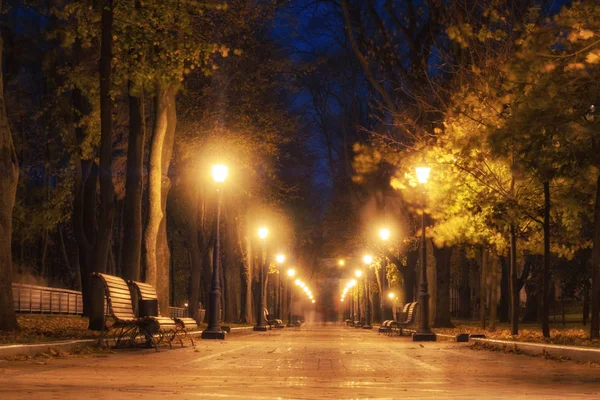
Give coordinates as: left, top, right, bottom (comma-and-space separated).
388, 292, 396, 299
311, 300, 315, 304
211, 164, 229, 183
349, 279, 357, 287
294, 279, 301, 286
379, 228, 391, 241
258, 227, 268, 239
276, 254, 286, 264
355, 270, 363, 278
363, 255, 373, 265
287, 269, 296, 277
338, 259, 345, 266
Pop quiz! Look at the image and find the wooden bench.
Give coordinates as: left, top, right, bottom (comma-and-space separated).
378, 320, 394, 334
391, 302, 418, 336
264, 308, 284, 329
128, 280, 198, 346
92, 273, 178, 351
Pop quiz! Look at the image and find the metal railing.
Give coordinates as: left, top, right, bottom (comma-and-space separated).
13, 283, 193, 319
12, 283, 84, 315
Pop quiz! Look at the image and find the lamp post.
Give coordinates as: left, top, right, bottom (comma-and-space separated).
276, 254, 285, 320
202, 164, 228, 340
362, 255, 373, 329
413, 165, 436, 342
286, 268, 295, 327
254, 227, 269, 331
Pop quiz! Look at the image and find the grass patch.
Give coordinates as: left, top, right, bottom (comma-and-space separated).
0, 315, 101, 345
435, 320, 600, 348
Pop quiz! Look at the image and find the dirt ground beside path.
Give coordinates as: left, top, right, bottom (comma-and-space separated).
0, 325, 598, 399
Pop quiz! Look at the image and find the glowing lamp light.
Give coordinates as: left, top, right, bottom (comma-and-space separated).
294, 279, 301, 286
415, 166, 431, 184
258, 227, 268, 239
349, 279, 357, 287
338, 259, 345, 266
287, 269, 296, 277
211, 164, 229, 183
276, 254, 286, 264
341, 298, 344, 302
184, 303, 189, 307
363, 254, 373, 265
311, 300, 315, 304
388, 292, 396, 299
355, 270, 363, 278
379, 228, 391, 241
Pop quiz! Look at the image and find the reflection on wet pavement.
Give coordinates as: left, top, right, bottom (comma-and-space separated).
0, 324, 598, 399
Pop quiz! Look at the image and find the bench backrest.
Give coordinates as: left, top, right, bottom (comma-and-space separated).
402, 303, 411, 313
129, 280, 161, 315
93, 273, 135, 322
263, 308, 271, 320
405, 302, 417, 323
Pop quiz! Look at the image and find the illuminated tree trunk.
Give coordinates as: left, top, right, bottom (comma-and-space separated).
145, 84, 177, 314
0, 10, 19, 330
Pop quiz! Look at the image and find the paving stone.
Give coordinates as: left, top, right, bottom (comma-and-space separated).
0, 325, 598, 399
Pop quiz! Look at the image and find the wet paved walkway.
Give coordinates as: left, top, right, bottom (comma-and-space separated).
0, 324, 598, 399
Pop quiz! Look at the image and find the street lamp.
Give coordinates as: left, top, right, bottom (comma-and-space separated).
254, 227, 269, 332
413, 164, 436, 342
379, 228, 391, 241
362, 255, 373, 329
202, 164, 229, 340
338, 259, 345, 267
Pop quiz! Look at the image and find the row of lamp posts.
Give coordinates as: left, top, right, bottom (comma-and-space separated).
338, 164, 436, 341
201, 164, 307, 340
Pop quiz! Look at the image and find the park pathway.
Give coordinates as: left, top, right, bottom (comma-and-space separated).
0, 324, 598, 399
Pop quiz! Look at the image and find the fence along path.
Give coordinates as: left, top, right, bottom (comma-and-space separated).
12, 283, 189, 318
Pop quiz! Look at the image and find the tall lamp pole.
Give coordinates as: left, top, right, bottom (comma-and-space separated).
363, 255, 373, 329
254, 227, 269, 331
379, 228, 393, 320
202, 164, 228, 340
413, 165, 436, 342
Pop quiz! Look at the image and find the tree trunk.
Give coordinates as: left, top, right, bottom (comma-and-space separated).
121, 81, 145, 281
488, 252, 500, 332
187, 186, 202, 321
145, 86, 169, 290
480, 247, 486, 329
510, 224, 519, 334
584, 281, 590, 326
458, 246, 471, 319
542, 181, 551, 338
591, 171, 600, 339
499, 256, 509, 323
0, 13, 20, 330
239, 222, 254, 324
403, 248, 418, 304
89, 0, 115, 331
432, 244, 454, 328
